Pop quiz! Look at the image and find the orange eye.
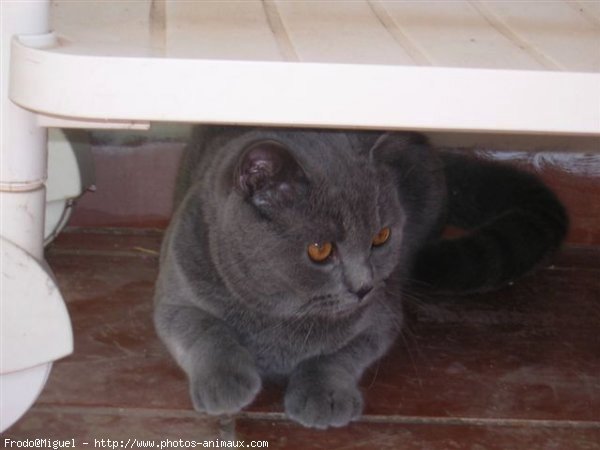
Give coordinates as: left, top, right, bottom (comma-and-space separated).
372, 227, 391, 247
307, 242, 333, 263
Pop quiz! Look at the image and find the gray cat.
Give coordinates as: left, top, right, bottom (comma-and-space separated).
154, 126, 567, 429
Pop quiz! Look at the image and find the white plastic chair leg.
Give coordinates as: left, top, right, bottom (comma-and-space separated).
0, 365, 52, 432
1, 0, 73, 432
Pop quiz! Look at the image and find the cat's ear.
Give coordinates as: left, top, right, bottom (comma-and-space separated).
236, 140, 308, 211
368, 132, 428, 164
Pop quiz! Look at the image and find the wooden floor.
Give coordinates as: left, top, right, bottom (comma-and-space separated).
4, 228, 600, 449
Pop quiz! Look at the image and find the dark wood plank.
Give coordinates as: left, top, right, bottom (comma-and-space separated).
236, 417, 600, 450
4, 408, 223, 441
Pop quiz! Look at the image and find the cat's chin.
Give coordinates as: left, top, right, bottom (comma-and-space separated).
330, 302, 364, 318
304, 294, 368, 319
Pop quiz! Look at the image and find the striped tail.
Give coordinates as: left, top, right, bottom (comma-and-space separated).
412, 152, 568, 294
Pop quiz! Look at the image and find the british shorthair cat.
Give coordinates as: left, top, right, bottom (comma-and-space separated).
154, 126, 567, 429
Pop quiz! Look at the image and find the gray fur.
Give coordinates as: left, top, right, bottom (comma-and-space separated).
154, 126, 446, 428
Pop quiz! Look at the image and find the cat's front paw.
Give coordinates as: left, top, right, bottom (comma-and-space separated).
190, 362, 261, 415
284, 380, 363, 429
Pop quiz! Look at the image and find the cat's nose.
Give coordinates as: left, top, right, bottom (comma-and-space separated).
353, 284, 373, 301
342, 256, 373, 300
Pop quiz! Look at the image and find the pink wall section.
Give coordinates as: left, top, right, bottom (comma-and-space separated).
70, 142, 183, 229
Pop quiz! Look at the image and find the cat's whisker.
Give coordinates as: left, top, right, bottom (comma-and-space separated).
397, 328, 423, 389
300, 319, 316, 351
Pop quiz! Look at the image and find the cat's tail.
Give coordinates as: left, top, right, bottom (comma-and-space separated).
412, 151, 568, 294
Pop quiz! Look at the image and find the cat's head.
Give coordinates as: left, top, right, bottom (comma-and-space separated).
211, 131, 407, 319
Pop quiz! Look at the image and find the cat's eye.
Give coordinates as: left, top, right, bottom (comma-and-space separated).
307, 242, 333, 263
372, 227, 391, 247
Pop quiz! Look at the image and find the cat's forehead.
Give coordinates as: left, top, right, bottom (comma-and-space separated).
285, 133, 377, 183
291, 133, 385, 216
284, 170, 381, 243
